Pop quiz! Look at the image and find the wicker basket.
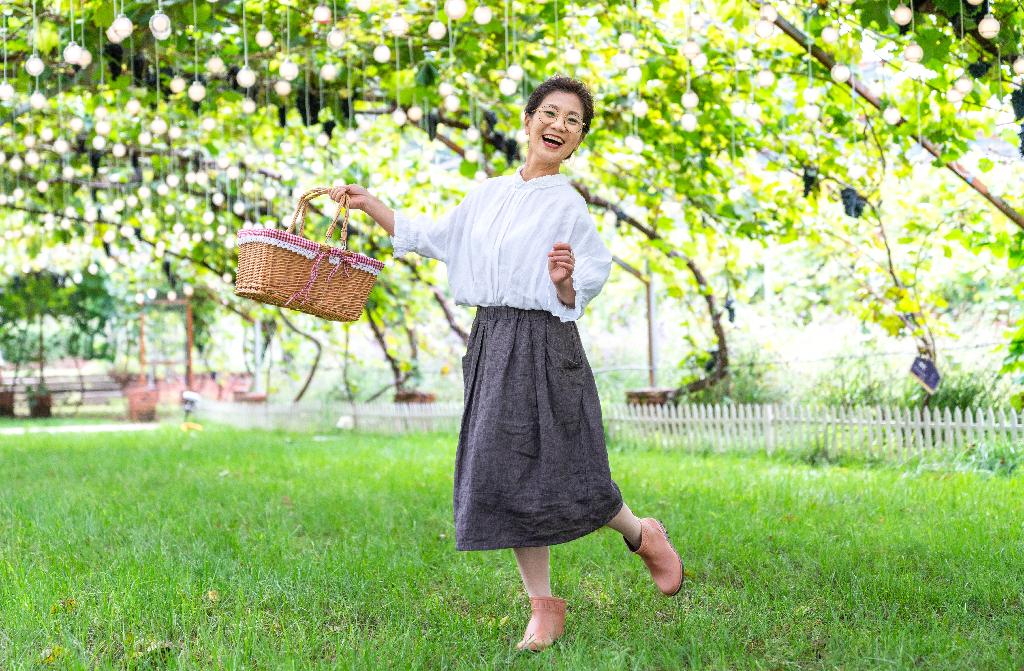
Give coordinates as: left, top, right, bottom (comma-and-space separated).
234, 187, 385, 322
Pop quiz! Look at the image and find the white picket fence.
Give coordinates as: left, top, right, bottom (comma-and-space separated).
603, 403, 1024, 458
198, 400, 1024, 458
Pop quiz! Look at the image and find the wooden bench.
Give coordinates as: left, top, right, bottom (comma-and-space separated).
4, 373, 125, 406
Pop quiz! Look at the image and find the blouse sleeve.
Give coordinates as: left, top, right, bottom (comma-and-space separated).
390, 194, 472, 263
546, 205, 613, 322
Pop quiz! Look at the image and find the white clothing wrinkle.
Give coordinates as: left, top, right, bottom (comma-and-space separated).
390, 166, 612, 322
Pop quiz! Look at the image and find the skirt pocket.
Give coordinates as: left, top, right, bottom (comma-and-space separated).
498, 419, 540, 458
545, 348, 585, 430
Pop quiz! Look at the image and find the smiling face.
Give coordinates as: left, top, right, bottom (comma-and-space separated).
523, 90, 586, 163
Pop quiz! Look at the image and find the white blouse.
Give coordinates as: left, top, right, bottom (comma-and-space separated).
390, 166, 613, 322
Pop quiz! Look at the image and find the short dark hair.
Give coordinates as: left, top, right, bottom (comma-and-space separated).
524, 75, 595, 139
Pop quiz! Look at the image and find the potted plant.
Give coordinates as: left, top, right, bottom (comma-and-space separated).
27, 383, 53, 418
126, 384, 160, 422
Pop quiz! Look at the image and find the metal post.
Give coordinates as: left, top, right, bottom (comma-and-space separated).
646, 260, 656, 387
138, 311, 147, 385
253, 319, 264, 393
185, 301, 195, 391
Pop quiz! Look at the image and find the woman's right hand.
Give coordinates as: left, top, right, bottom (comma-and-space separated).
328, 184, 375, 212
327, 183, 396, 236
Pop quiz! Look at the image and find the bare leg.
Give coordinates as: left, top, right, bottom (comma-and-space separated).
512, 546, 551, 597
604, 501, 643, 550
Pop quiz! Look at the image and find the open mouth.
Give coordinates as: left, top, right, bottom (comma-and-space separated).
541, 134, 565, 150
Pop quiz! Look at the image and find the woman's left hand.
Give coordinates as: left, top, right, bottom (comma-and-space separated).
547, 242, 575, 286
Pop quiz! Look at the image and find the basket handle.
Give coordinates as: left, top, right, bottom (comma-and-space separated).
286, 187, 351, 250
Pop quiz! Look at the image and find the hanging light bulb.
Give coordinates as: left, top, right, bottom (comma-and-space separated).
373, 44, 391, 63
965, 0, 983, 4
681, 113, 698, 132
626, 66, 642, 83
279, 59, 299, 81
499, 76, 517, 96
236, 65, 256, 88
77, 47, 92, 66
105, 25, 124, 44
313, 4, 332, 24
883, 106, 901, 124
803, 87, 821, 103
69, 116, 84, 132
320, 63, 338, 81
91, 135, 106, 149
977, 13, 999, 39
112, 13, 134, 39
945, 88, 964, 103
736, 47, 754, 64
388, 14, 409, 36
53, 138, 70, 154
759, 4, 778, 21
256, 27, 274, 48
445, 0, 467, 20
830, 63, 851, 82
242, 98, 257, 114
508, 64, 524, 81
954, 75, 973, 93
1014, 57, 1024, 76
802, 104, 820, 121
681, 39, 701, 60
444, 94, 460, 112
63, 41, 83, 65
755, 69, 775, 87
150, 116, 168, 135
632, 99, 649, 117
406, 105, 423, 122
619, 32, 637, 50
428, 20, 447, 40
611, 52, 631, 70
206, 56, 226, 76
754, 19, 775, 39
821, 26, 839, 44
903, 42, 924, 63
439, 82, 455, 97
25, 55, 45, 77
170, 75, 187, 94
95, 119, 111, 136
327, 28, 345, 49
149, 10, 172, 40
565, 47, 582, 65
624, 134, 645, 152
681, 90, 699, 109
112, 142, 127, 157
892, 3, 912, 26
274, 80, 292, 96
466, 127, 481, 142
392, 108, 407, 125
0, 81, 13, 102
188, 80, 206, 101
473, 5, 493, 24
29, 90, 46, 109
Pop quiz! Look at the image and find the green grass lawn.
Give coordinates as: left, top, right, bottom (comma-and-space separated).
1, 426, 1021, 669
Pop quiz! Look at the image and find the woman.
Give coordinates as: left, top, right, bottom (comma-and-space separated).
329, 75, 683, 652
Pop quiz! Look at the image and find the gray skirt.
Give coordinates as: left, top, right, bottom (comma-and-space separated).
454, 306, 624, 551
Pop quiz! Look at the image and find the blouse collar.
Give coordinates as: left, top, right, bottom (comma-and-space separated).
513, 165, 570, 190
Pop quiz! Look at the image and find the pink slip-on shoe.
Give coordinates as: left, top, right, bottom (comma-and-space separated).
515, 596, 567, 652
627, 517, 684, 596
